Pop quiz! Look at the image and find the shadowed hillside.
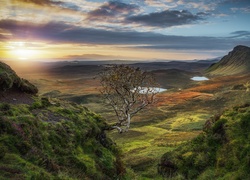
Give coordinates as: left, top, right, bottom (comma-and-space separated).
206, 45, 250, 76
152, 69, 202, 89
0, 62, 125, 179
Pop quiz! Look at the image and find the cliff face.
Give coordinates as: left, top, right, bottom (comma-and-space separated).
206, 45, 250, 76
0, 61, 125, 179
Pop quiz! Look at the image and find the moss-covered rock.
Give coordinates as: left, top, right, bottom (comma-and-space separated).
0, 98, 125, 179
159, 104, 250, 179
0, 61, 38, 94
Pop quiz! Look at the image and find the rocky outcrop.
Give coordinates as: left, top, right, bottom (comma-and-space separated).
0, 61, 38, 94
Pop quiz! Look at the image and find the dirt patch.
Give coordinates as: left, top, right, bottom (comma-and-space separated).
32, 109, 69, 123
0, 88, 35, 105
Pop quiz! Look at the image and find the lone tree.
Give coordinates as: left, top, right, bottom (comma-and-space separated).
99, 65, 158, 133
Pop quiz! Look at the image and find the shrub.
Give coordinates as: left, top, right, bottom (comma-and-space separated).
0, 72, 13, 90
0, 103, 11, 111
0, 143, 7, 159
19, 79, 38, 94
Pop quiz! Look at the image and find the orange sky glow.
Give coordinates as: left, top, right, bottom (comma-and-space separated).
1, 41, 218, 61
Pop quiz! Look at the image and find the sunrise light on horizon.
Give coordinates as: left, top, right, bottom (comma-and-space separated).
0, 0, 250, 61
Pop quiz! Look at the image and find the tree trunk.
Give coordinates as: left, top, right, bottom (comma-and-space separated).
111, 126, 123, 133
125, 114, 131, 131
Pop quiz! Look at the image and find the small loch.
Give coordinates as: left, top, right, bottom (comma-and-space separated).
191, 76, 209, 81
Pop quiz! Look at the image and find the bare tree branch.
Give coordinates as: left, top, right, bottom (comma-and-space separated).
99, 65, 158, 133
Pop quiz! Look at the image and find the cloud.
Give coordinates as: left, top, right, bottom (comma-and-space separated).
59, 2, 82, 11
230, 31, 250, 38
135, 43, 228, 50
231, 6, 250, 13
14, 0, 63, 6
0, 19, 155, 44
0, 19, 249, 51
178, 0, 218, 11
0, 34, 8, 41
87, 1, 138, 20
143, 0, 172, 7
12, 0, 83, 13
126, 10, 208, 27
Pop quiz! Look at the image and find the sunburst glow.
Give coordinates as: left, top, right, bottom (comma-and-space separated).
14, 48, 36, 60
8, 42, 39, 60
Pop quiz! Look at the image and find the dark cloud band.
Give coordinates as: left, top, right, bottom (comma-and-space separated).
0, 19, 249, 51
15, 0, 62, 6
87, 1, 138, 20
126, 10, 207, 27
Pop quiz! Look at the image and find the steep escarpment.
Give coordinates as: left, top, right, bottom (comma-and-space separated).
159, 104, 250, 179
0, 62, 125, 179
206, 45, 250, 76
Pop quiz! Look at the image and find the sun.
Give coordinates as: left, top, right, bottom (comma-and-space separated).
9, 42, 39, 60
15, 48, 36, 60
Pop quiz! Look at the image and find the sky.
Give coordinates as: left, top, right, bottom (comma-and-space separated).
0, 0, 250, 61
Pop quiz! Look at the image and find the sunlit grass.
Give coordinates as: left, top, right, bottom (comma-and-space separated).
170, 112, 210, 131
108, 109, 210, 178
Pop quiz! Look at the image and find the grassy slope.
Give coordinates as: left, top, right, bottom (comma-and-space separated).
159, 103, 250, 179
0, 98, 125, 180
206, 45, 250, 76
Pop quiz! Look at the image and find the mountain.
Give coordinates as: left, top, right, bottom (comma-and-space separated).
206, 45, 250, 76
159, 103, 250, 179
0, 61, 125, 179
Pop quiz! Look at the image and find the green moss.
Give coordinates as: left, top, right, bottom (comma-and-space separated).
0, 143, 7, 159
0, 98, 124, 179
0, 153, 53, 180
0, 103, 11, 111
0, 72, 14, 90
159, 104, 250, 179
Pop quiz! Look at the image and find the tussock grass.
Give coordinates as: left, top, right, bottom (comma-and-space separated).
0, 98, 125, 179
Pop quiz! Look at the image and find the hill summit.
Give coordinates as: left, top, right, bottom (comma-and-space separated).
206, 45, 250, 76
